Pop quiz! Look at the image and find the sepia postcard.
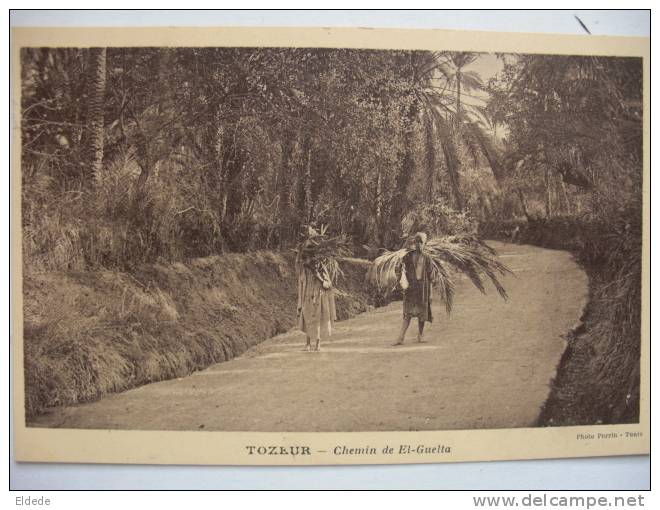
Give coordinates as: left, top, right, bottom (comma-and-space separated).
11, 26, 649, 465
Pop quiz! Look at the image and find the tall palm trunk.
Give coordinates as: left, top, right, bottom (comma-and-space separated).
544, 167, 553, 217
434, 113, 465, 211
466, 121, 506, 184
560, 179, 572, 214
440, 139, 465, 212
516, 188, 531, 221
455, 70, 461, 125
304, 146, 313, 224
391, 102, 417, 242
86, 48, 106, 182
277, 132, 296, 247
374, 169, 383, 245
136, 49, 171, 191
423, 112, 436, 200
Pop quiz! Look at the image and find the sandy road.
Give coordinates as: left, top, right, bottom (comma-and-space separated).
32, 242, 588, 432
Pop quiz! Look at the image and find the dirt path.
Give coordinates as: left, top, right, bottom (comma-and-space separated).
32, 242, 588, 432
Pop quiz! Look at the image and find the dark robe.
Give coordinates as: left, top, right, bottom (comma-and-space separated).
400, 250, 433, 323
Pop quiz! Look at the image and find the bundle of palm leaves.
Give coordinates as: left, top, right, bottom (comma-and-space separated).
366, 234, 511, 313
295, 224, 352, 282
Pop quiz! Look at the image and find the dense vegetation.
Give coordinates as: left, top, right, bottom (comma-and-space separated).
21, 47, 644, 423
22, 48, 642, 266
22, 48, 484, 269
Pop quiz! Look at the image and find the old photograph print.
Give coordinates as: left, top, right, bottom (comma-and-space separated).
19, 42, 644, 436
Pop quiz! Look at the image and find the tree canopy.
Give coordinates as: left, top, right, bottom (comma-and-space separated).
20, 47, 643, 270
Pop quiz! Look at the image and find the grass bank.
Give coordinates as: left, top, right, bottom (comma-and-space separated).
23, 252, 376, 420
480, 213, 642, 425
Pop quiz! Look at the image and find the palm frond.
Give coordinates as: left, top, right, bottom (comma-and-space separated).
296, 224, 352, 282
451, 52, 480, 69
427, 256, 455, 313
367, 235, 511, 313
464, 120, 507, 183
366, 248, 408, 292
425, 235, 511, 300
462, 128, 483, 166
434, 62, 455, 83
460, 71, 485, 91
463, 104, 493, 129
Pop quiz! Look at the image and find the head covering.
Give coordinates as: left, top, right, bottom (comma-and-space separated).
413, 232, 428, 244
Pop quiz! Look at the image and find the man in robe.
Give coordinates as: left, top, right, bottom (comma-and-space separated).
297, 260, 336, 351
393, 231, 434, 345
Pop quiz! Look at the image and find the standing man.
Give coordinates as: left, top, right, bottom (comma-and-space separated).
393, 232, 434, 345
297, 260, 336, 352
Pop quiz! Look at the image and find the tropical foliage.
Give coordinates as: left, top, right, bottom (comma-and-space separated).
485, 54, 642, 220
21, 48, 642, 272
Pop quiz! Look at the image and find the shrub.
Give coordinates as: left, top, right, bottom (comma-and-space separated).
402, 201, 477, 238
22, 152, 227, 272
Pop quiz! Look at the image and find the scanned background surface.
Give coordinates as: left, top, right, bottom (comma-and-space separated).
10, 9, 648, 490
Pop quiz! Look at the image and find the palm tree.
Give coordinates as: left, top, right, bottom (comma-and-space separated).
445, 52, 482, 123
86, 47, 106, 181
400, 50, 500, 213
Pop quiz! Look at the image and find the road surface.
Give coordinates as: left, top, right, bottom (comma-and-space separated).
32, 242, 588, 431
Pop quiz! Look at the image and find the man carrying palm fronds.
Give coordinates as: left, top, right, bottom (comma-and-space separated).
296, 225, 349, 351
367, 231, 511, 347
394, 232, 434, 345
297, 259, 336, 352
